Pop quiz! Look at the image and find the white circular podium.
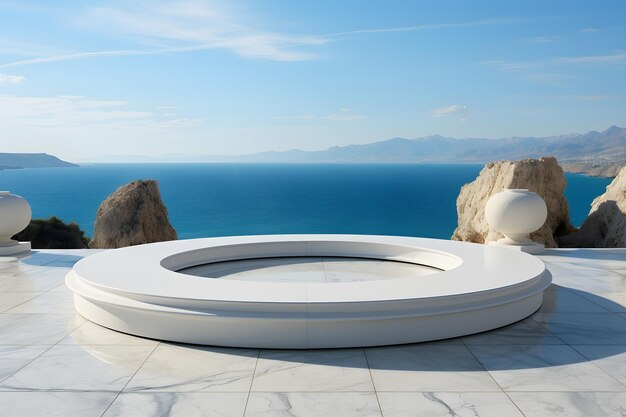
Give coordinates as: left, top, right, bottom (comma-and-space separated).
66, 235, 551, 348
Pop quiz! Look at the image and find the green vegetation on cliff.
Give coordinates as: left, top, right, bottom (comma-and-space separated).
12, 216, 90, 249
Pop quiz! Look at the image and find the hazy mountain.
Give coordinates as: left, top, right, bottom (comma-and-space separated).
80, 126, 625, 176
229, 126, 625, 164
0, 153, 78, 169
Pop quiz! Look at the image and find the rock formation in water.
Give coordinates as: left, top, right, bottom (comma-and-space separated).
90, 180, 177, 249
559, 166, 626, 248
452, 156, 574, 248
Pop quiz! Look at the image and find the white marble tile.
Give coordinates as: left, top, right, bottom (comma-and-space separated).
377, 392, 524, 417
322, 257, 438, 282
538, 286, 612, 313
546, 264, 626, 293
0, 391, 116, 417
59, 321, 159, 346
366, 343, 500, 392
575, 291, 626, 313
245, 392, 381, 417
15, 251, 68, 267
45, 258, 82, 267
0, 292, 42, 313
51, 282, 72, 291
531, 312, 626, 344
124, 344, 258, 392
571, 345, 626, 384
182, 257, 326, 283
469, 344, 625, 392
461, 317, 563, 345
509, 392, 626, 417
0, 264, 27, 274
0, 269, 68, 292
40, 249, 103, 257
0, 313, 85, 345
252, 349, 373, 392
1, 344, 155, 391
540, 249, 626, 267
5, 291, 75, 314
102, 392, 248, 417
0, 345, 49, 382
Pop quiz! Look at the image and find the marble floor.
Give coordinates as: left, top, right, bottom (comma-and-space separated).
180, 256, 440, 282
0, 248, 624, 417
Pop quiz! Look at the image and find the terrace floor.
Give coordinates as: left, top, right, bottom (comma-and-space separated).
0, 247, 624, 417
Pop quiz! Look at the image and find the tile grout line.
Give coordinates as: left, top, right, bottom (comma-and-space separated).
553, 284, 616, 313
3, 289, 74, 314
0, 254, 69, 287
98, 342, 161, 417
528, 315, 569, 345
0, 389, 624, 393
523, 315, 626, 387
567, 344, 626, 388
0, 257, 77, 313
242, 350, 261, 417
0, 292, 44, 314
0, 313, 86, 385
321, 257, 328, 283
460, 338, 530, 417
363, 348, 385, 417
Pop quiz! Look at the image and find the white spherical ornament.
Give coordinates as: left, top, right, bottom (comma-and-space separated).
0, 192, 32, 246
485, 189, 547, 244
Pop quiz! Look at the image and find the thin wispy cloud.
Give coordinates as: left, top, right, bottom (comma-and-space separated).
427, 104, 470, 121
531, 36, 556, 43
273, 108, 365, 121
0, 38, 69, 58
0, 94, 201, 128
483, 52, 626, 84
558, 52, 626, 63
541, 94, 626, 101
322, 114, 365, 121
485, 52, 626, 69
1, 47, 209, 68
272, 114, 316, 120
322, 17, 534, 38
0, 0, 539, 67
0, 72, 25, 84
78, 1, 327, 62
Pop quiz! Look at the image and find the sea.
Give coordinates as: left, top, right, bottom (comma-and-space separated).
0, 163, 612, 240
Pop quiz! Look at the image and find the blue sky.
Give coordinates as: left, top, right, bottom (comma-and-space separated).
0, 0, 625, 161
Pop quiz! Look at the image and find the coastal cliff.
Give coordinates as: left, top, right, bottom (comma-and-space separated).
452, 157, 574, 247
559, 166, 626, 248
0, 153, 77, 169
560, 161, 624, 178
90, 180, 177, 249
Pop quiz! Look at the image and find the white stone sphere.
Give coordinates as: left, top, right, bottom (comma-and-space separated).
0, 192, 32, 242
485, 189, 547, 236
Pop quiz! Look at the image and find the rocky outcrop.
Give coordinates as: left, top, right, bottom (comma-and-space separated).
561, 161, 624, 178
559, 166, 626, 248
452, 157, 574, 247
90, 180, 177, 249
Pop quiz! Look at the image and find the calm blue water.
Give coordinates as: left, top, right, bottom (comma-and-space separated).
0, 164, 612, 239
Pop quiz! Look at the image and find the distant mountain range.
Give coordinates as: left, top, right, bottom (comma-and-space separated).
0, 153, 78, 170
4, 126, 624, 177
212, 125, 625, 165
82, 125, 626, 176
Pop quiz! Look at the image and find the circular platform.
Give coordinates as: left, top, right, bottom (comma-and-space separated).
65, 235, 551, 348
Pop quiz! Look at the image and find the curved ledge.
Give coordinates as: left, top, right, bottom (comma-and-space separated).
66, 235, 551, 348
